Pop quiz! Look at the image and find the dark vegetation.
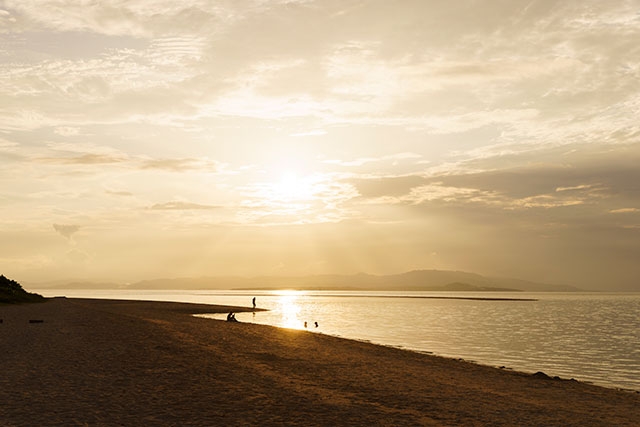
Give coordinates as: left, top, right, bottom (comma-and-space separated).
0, 275, 45, 304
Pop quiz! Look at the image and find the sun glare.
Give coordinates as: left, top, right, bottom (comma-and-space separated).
250, 168, 324, 218
278, 294, 303, 329
274, 171, 308, 200
242, 161, 345, 223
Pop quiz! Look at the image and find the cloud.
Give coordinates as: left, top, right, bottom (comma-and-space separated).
555, 184, 596, 192
289, 129, 327, 137
53, 223, 80, 239
140, 158, 218, 172
0, 8, 16, 25
149, 201, 220, 210
44, 141, 128, 157
105, 189, 133, 197
39, 153, 127, 165
0, 138, 19, 151
325, 152, 422, 167
0, 255, 52, 271
610, 208, 639, 214
54, 126, 81, 136
348, 175, 426, 198
2, 0, 639, 139
0, 39, 213, 131
66, 248, 89, 264
1, 1, 234, 37
347, 143, 640, 217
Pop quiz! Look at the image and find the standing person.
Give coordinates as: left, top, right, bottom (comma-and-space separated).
252, 297, 256, 310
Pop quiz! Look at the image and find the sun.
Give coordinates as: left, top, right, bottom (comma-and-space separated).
243, 160, 340, 223
276, 171, 310, 200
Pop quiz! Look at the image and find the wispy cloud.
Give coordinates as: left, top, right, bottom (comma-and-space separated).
556, 184, 596, 192
325, 152, 422, 167
610, 208, 639, 214
140, 157, 218, 172
289, 129, 327, 137
149, 201, 220, 210
39, 153, 127, 165
1, 1, 237, 37
0, 137, 19, 151
54, 126, 81, 136
105, 189, 134, 197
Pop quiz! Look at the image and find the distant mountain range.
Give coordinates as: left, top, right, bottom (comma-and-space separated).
120, 270, 580, 292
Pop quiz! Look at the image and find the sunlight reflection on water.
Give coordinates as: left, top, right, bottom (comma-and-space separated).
277, 294, 303, 329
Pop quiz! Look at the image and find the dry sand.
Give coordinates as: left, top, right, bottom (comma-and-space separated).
1, 298, 639, 426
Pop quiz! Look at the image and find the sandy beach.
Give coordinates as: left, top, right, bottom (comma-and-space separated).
1, 298, 639, 426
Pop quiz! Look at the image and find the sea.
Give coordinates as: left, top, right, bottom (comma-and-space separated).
34, 289, 640, 392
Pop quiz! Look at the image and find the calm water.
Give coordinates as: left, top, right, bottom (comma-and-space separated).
36, 289, 640, 391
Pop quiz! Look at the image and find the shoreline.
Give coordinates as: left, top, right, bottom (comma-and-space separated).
333, 338, 638, 393
2, 297, 639, 426
196, 310, 636, 393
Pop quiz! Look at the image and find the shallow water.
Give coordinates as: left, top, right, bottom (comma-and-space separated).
37, 289, 640, 391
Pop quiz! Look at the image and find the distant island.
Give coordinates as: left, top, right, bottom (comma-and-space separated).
0, 275, 45, 304
128, 270, 580, 292
31, 269, 581, 292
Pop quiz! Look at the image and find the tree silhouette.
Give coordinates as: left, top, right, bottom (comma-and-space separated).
0, 275, 45, 304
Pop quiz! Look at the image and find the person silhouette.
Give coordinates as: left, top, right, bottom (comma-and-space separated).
314, 322, 318, 328
304, 321, 308, 328
252, 297, 256, 310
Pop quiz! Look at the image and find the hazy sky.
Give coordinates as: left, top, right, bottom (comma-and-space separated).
1, 1, 639, 290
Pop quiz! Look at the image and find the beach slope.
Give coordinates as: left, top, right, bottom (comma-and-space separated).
1, 298, 638, 426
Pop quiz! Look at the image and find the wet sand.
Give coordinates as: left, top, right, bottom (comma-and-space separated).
1, 298, 639, 426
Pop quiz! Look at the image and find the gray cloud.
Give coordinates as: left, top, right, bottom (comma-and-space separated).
436, 145, 640, 203
53, 223, 80, 239
348, 143, 640, 224
348, 175, 427, 199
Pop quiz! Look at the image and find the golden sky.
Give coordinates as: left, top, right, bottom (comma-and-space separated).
1, 1, 639, 290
